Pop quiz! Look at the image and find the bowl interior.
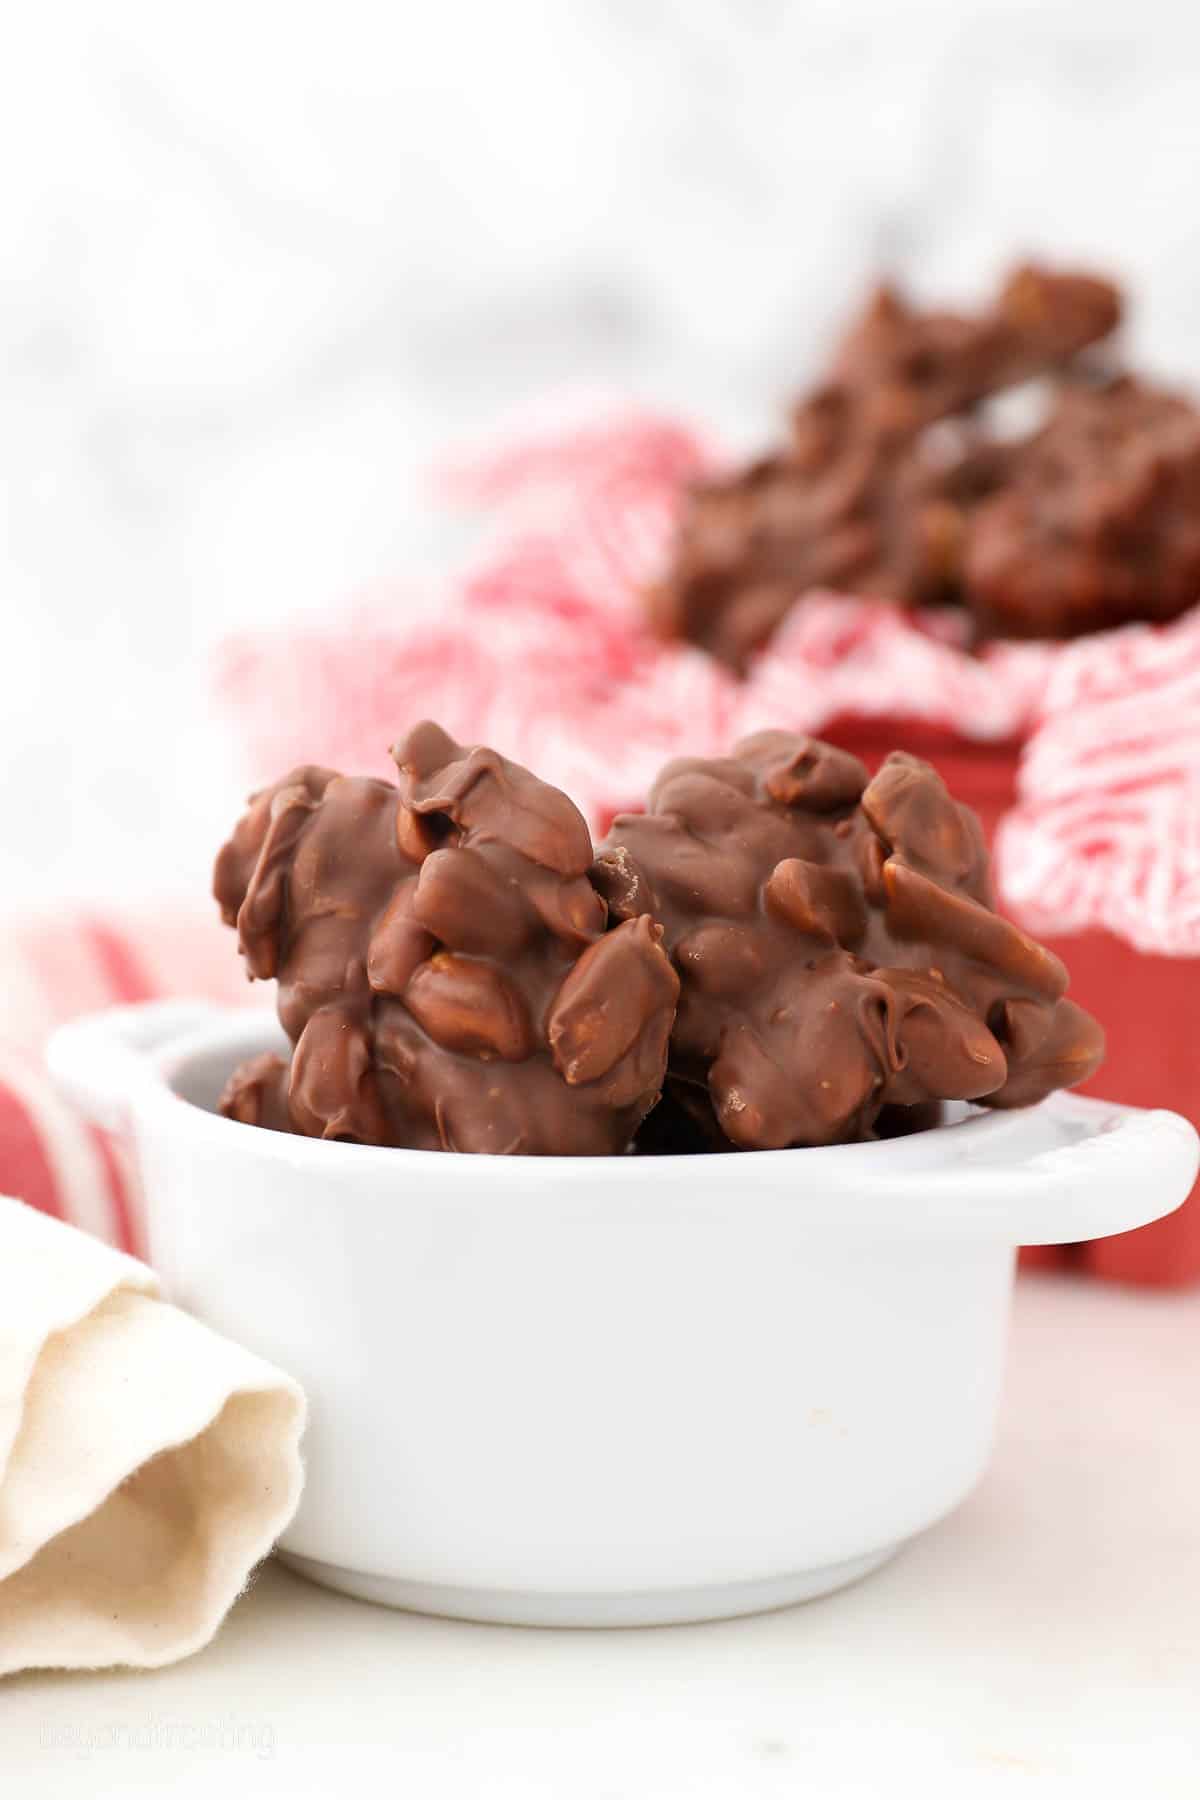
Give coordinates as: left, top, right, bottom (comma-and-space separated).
159, 1012, 992, 1157
165, 1013, 289, 1115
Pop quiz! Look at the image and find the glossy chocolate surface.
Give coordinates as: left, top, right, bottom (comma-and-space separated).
215, 722, 679, 1154
595, 733, 1104, 1150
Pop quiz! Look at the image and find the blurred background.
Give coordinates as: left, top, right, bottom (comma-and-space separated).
3, 0, 1198, 905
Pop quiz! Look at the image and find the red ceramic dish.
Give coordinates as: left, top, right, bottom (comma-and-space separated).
825, 717, 1200, 1286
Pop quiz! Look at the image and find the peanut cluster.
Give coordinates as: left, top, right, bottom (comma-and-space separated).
215, 721, 679, 1155
648, 262, 1140, 667
965, 375, 1200, 638
215, 723, 1103, 1157
593, 733, 1104, 1151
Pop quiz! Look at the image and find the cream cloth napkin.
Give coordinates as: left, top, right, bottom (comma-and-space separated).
0, 1197, 305, 1675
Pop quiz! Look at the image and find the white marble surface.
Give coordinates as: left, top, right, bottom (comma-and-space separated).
5, 1275, 1200, 1797
4, 1, 1200, 908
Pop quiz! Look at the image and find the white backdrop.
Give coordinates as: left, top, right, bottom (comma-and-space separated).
3, 0, 1199, 906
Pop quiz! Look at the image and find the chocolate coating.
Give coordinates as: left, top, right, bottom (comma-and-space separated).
214, 721, 679, 1154
218, 1052, 292, 1134
593, 733, 1104, 1151
648, 264, 1122, 668
824, 264, 1121, 442
965, 375, 1200, 638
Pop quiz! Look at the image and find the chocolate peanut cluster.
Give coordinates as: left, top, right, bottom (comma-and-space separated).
214, 723, 1102, 1157
593, 733, 1104, 1151
965, 375, 1200, 638
649, 263, 1200, 664
214, 721, 679, 1154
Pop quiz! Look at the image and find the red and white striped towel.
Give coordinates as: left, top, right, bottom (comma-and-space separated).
996, 612, 1200, 957
216, 406, 1200, 954
0, 907, 251, 1254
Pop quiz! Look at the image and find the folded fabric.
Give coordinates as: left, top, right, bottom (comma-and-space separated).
0, 1196, 304, 1675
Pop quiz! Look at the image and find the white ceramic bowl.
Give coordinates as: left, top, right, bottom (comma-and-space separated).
50, 1000, 1199, 1628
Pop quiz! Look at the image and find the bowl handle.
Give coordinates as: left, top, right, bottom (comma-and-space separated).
46, 1000, 229, 1135
903, 1093, 1200, 1246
